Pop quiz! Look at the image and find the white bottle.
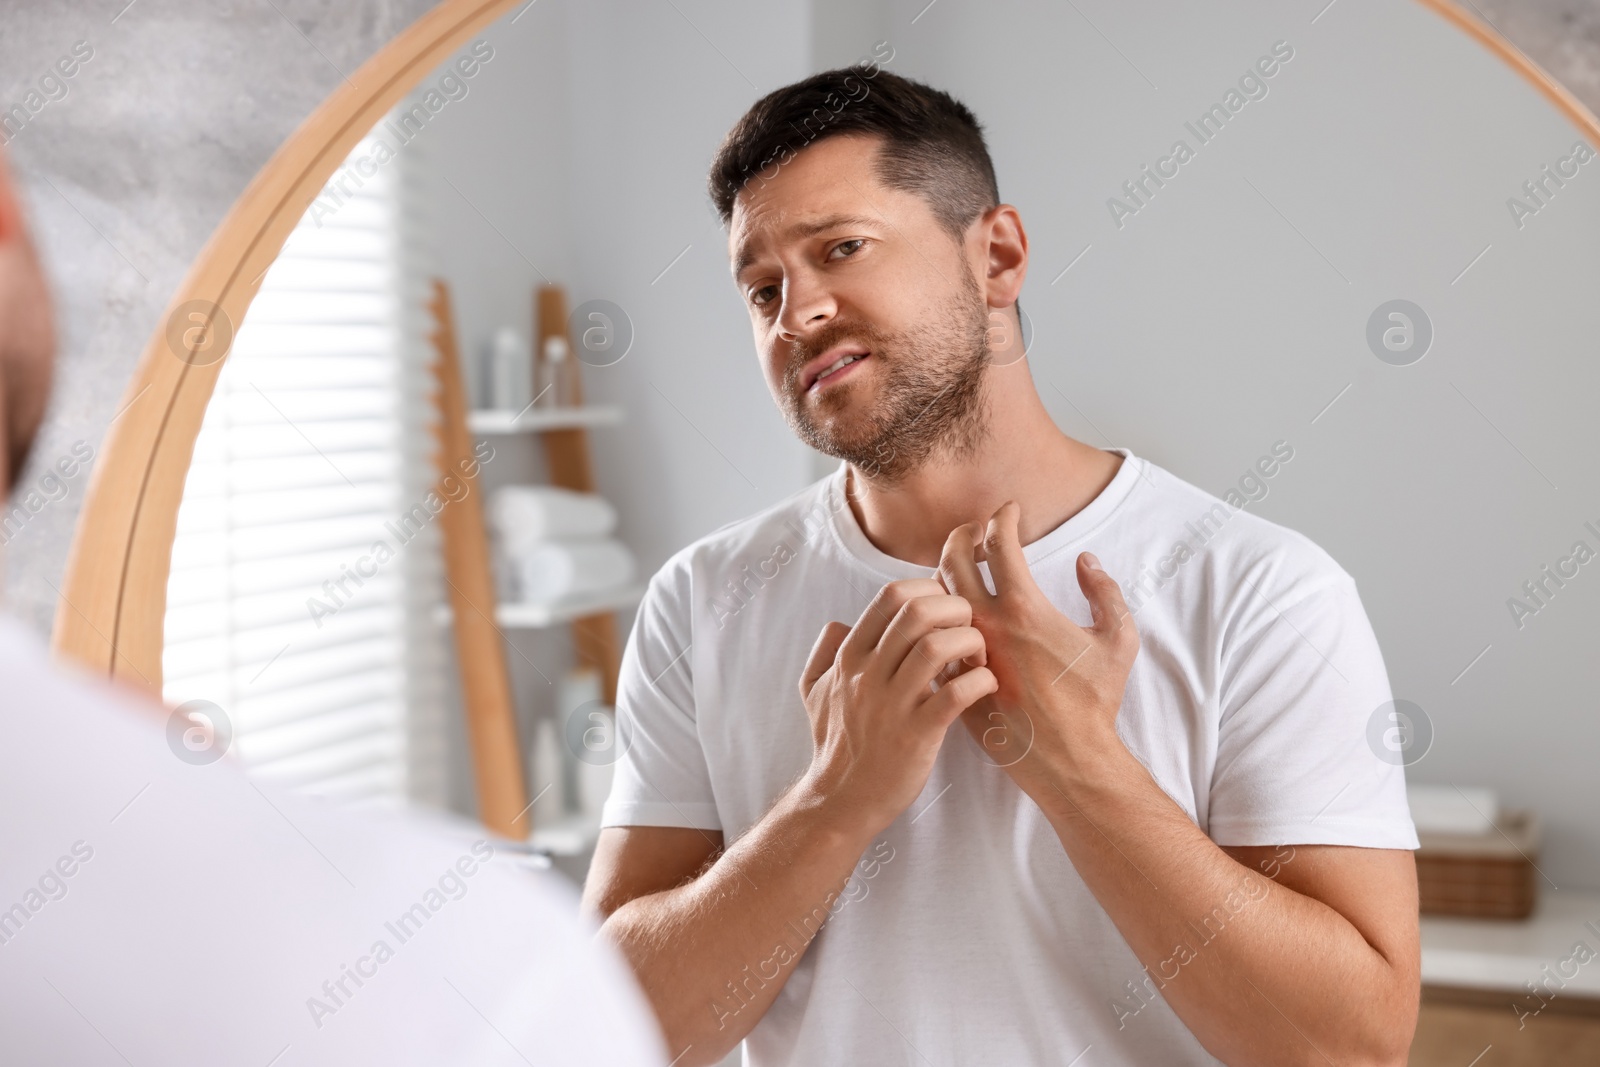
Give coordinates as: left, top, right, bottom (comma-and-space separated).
578, 741, 617, 825
538, 335, 570, 408
557, 667, 605, 817
527, 715, 566, 835
486, 326, 531, 412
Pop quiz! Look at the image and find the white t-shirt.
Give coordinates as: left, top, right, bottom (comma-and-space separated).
0, 611, 667, 1067
601, 446, 1418, 1066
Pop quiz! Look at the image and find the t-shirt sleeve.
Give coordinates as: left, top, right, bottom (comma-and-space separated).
599, 553, 722, 830
1206, 567, 1420, 850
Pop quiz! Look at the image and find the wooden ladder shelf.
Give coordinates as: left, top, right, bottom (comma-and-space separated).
426, 279, 623, 841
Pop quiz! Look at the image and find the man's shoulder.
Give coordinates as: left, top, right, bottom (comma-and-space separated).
1127, 455, 1356, 603
646, 468, 839, 597
0, 611, 166, 732
0, 619, 671, 1067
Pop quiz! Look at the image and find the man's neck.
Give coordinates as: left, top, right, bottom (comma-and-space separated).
844, 376, 1123, 569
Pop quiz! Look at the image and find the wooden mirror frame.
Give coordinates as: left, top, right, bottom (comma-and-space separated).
50, 0, 1600, 689
52, 0, 519, 688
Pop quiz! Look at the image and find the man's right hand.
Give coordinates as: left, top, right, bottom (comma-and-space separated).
798, 577, 997, 834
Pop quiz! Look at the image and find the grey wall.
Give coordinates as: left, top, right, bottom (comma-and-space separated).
1, 0, 436, 633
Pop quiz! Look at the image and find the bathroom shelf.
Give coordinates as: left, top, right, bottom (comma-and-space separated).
498, 584, 645, 627
1422, 888, 1600, 999
429, 281, 631, 841
468, 405, 623, 434
433, 584, 646, 630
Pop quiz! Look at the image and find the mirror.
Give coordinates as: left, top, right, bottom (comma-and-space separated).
66, 0, 1600, 881
53, 0, 1600, 1060
160, 120, 458, 808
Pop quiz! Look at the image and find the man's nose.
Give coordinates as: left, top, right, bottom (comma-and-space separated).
777, 276, 835, 342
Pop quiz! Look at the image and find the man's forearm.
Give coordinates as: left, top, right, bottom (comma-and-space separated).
1033, 734, 1411, 1067
598, 776, 879, 1066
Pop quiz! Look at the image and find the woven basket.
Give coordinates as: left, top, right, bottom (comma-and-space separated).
1415, 809, 1540, 919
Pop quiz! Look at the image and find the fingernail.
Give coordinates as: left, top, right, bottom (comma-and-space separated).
1084, 552, 1103, 571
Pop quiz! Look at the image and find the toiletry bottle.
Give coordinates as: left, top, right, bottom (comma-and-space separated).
478, 342, 499, 410
490, 326, 531, 411
539, 335, 570, 408
557, 666, 604, 816
528, 714, 566, 834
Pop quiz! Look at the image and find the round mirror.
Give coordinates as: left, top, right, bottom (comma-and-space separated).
50, 7, 1600, 1035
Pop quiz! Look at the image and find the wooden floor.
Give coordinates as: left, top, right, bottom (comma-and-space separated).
1409, 1003, 1600, 1066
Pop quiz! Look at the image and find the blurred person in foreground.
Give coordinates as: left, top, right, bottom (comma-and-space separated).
0, 149, 667, 1065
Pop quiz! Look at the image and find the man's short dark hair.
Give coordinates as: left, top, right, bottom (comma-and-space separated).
707, 66, 1001, 245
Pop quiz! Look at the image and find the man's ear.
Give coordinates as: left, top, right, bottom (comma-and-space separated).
978, 203, 1027, 310
0, 148, 59, 495
0, 150, 18, 244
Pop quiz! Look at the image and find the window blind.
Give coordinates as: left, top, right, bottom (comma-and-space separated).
163, 113, 451, 811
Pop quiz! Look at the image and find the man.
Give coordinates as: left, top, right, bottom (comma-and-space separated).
582, 67, 1420, 1066
0, 150, 665, 1063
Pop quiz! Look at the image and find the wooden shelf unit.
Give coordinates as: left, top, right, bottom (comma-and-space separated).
468, 405, 623, 435
427, 280, 630, 844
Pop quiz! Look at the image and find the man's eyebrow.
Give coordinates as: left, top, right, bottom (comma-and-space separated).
731, 212, 881, 283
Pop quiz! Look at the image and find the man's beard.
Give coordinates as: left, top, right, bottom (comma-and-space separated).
779, 274, 992, 487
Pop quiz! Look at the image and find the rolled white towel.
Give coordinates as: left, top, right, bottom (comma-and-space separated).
497, 537, 636, 605
489, 485, 617, 543
1406, 783, 1498, 835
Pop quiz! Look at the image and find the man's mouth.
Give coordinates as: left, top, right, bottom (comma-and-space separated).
803, 348, 871, 392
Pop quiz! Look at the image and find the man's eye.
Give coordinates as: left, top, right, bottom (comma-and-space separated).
751, 284, 777, 307
829, 238, 865, 259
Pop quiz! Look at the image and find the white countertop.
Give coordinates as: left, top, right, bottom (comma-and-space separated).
1421, 889, 1600, 997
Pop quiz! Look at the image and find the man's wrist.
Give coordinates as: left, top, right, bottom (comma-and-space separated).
789, 767, 892, 848
1033, 723, 1143, 815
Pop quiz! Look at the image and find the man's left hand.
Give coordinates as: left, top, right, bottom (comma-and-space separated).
936, 501, 1141, 800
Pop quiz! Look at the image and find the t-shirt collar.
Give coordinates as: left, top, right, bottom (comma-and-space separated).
823, 446, 1143, 581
